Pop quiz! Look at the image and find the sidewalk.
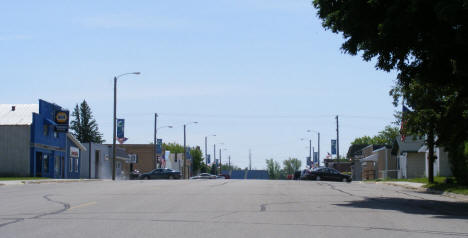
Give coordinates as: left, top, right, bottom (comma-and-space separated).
378, 181, 468, 202
0, 179, 101, 186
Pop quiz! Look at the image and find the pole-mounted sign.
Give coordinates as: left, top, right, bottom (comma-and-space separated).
331, 139, 337, 155
117, 119, 127, 144
54, 110, 69, 132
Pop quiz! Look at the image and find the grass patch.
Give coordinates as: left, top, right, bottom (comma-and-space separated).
0, 177, 49, 181
366, 176, 468, 195
426, 183, 468, 195
367, 176, 446, 183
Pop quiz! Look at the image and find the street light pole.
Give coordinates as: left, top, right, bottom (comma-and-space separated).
112, 76, 117, 181
183, 124, 186, 179
205, 134, 216, 164
309, 139, 312, 161
154, 113, 158, 169
182, 122, 198, 179
112, 72, 140, 181
307, 130, 321, 167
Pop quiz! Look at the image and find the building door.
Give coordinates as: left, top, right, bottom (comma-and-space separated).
35, 152, 43, 177
95, 150, 100, 178
61, 156, 65, 178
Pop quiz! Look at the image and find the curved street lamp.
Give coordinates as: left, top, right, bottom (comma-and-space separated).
204, 134, 216, 164
306, 129, 320, 166
214, 142, 224, 174
112, 72, 140, 181
183, 121, 198, 179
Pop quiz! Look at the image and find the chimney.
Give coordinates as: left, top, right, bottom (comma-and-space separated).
11, 106, 15, 111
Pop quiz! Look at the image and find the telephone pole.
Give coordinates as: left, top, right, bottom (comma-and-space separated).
219, 148, 222, 174
154, 113, 158, 169
336, 115, 339, 160
249, 149, 252, 170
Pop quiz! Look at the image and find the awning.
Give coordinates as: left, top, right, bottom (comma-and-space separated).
66, 133, 87, 151
45, 118, 57, 126
361, 154, 378, 162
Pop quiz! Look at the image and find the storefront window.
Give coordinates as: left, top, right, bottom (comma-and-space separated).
69, 157, 73, 172
75, 158, 79, 172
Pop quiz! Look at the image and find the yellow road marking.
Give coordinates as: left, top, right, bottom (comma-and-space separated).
69, 201, 97, 210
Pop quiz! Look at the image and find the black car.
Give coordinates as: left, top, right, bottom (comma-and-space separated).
138, 168, 181, 180
302, 167, 351, 182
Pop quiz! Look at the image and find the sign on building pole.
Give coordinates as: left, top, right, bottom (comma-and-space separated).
331, 139, 337, 155
117, 119, 127, 144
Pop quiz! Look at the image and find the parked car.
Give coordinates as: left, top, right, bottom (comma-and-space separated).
129, 169, 141, 180
217, 174, 230, 179
302, 167, 351, 182
138, 168, 181, 180
190, 173, 217, 179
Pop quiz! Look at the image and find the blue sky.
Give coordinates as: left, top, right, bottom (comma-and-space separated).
1, 0, 398, 169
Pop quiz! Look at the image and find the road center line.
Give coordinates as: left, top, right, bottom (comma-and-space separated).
69, 201, 97, 211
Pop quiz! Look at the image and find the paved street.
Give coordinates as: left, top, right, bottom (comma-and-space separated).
0, 180, 467, 238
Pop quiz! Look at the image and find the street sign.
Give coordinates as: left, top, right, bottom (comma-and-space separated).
331, 139, 337, 155
117, 119, 125, 139
54, 110, 69, 132
127, 154, 137, 164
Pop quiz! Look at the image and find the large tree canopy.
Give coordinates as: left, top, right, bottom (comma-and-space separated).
351, 126, 399, 146
314, 0, 468, 184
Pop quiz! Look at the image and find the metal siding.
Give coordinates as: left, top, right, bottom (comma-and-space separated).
0, 125, 31, 176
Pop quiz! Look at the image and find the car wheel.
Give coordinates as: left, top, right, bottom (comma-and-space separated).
143, 176, 149, 180
316, 176, 321, 181
342, 178, 347, 182
169, 175, 174, 180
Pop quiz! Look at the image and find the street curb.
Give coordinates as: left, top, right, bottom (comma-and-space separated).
0, 179, 102, 186
378, 181, 468, 202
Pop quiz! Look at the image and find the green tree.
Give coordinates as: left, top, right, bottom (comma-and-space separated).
266, 159, 281, 179
221, 164, 240, 171
163, 143, 184, 153
190, 147, 203, 174
351, 126, 399, 146
70, 100, 104, 143
282, 158, 302, 175
313, 1, 468, 183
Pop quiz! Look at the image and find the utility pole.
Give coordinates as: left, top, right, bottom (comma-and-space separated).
228, 155, 231, 168
249, 149, 252, 170
318, 132, 320, 166
205, 136, 208, 164
309, 139, 312, 166
336, 115, 339, 160
312, 146, 315, 165
154, 113, 158, 169
112, 76, 117, 181
219, 148, 222, 174
214, 143, 216, 166
183, 124, 186, 179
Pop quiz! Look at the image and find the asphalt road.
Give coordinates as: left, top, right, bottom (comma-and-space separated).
0, 180, 467, 238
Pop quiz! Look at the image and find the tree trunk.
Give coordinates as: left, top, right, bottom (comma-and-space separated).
428, 128, 435, 184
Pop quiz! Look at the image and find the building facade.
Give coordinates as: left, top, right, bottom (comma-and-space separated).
0, 100, 85, 178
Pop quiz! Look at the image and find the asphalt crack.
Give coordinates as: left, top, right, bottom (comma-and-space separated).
0, 194, 70, 229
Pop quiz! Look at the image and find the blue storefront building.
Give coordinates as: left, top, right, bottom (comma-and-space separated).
0, 99, 85, 178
